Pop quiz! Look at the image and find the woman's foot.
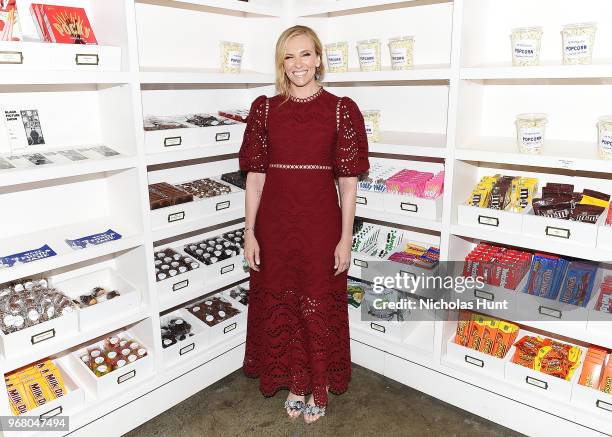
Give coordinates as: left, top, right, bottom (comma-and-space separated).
303, 386, 329, 424
284, 392, 305, 418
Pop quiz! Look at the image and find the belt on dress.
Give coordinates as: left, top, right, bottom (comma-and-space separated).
268, 163, 332, 170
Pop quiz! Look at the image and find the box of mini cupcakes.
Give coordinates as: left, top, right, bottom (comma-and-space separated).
183, 292, 245, 345
160, 308, 207, 364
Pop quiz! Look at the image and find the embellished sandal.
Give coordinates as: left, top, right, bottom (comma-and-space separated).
284, 399, 305, 418
303, 404, 326, 423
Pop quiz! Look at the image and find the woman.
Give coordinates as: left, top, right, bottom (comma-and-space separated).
238, 25, 369, 424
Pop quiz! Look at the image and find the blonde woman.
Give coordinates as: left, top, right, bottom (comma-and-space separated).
239, 25, 369, 424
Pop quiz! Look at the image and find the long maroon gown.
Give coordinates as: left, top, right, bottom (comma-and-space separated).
238, 87, 370, 407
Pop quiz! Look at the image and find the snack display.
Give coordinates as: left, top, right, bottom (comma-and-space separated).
352, 223, 405, 259
358, 162, 400, 193
74, 286, 120, 308
511, 335, 582, 381
154, 248, 200, 282
467, 175, 538, 212
184, 234, 241, 266
228, 285, 249, 306
143, 114, 238, 131
531, 183, 608, 223
186, 296, 241, 327
325, 41, 349, 73
5, 359, 68, 416
561, 22, 597, 65
79, 333, 147, 377
463, 243, 532, 290
510, 27, 543, 66
221, 229, 245, 248
0, 278, 75, 334
143, 116, 189, 131
516, 113, 548, 154
30, 4, 97, 44
455, 311, 519, 358
148, 182, 194, 210
221, 170, 247, 190
161, 316, 195, 349
595, 275, 612, 313
177, 178, 232, 199
597, 116, 612, 160
386, 169, 445, 199
362, 110, 381, 142
388, 243, 439, 270
220, 41, 244, 73
388, 36, 414, 70
356, 39, 381, 72
578, 346, 610, 391
185, 113, 236, 127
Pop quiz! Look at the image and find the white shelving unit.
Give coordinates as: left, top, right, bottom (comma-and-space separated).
1, 1, 611, 436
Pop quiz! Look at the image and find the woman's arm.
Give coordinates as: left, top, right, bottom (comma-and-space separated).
334, 176, 357, 275
244, 172, 266, 271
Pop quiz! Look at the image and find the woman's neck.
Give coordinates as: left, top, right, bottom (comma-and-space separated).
289, 81, 320, 99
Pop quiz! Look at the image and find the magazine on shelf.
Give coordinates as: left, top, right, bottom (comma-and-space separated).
31, 4, 97, 44
0, 0, 22, 42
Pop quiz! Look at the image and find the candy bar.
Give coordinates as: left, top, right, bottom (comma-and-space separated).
65, 229, 122, 250
0, 245, 57, 269
148, 182, 194, 210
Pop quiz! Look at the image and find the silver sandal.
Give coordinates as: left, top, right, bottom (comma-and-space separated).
284, 399, 305, 415
304, 404, 326, 418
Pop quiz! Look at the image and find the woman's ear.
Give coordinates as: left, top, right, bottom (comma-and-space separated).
316, 55, 321, 68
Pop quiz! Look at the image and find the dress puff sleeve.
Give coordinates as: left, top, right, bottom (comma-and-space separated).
334, 97, 370, 178
238, 95, 269, 173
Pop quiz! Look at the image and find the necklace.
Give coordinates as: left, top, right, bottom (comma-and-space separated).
288, 87, 323, 103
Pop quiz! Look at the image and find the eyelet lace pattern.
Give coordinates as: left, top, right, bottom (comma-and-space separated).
288, 87, 324, 103
269, 163, 332, 170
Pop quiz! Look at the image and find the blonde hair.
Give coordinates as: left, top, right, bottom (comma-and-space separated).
275, 25, 325, 99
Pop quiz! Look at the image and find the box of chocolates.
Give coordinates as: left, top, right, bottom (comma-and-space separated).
68, 328, 153, 398
148, 182, 193, 211
184, 294, 244, 344
223, 283, 249, 311
150, 177, 244, 230
183, 232, 243, 283
143, 113, 246, 154
221, 171, 247, 190
160, 309, 207, 364
0, 278, 78, 358
571, 345, 612, 417
505, 330, 585, 402
54, 268, 141, 331
586, 271, 612, 336
521, 184, 609, 247
153, 247, 204, 297
5, 358, 84, 419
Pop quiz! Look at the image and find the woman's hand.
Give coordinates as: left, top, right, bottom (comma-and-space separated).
244, 232, 261, 272
334, 236, 352, 276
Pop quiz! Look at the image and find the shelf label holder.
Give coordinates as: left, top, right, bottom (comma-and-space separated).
180, 343, 195, 355
400, 202, 418, 213
465, 355, 484, 368
31, 328, 56, 344
545, 226, 570, 239
168, 211, 185, 223
172, 279, 189, 292
0, 51, 23, 64
75, 54, 99, 66
478, 215, 499, 227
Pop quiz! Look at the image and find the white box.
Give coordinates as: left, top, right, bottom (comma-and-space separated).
222, 284, 249, 313
355, 190, 385, 211
160, 309, 208, 365
0, 311, 78, 358
195, 253, 244, 285
150, 184, 244, 230
68, 330, 154, 399
384, 193, 443, 220
55, 268, 141, 331
571, 383, 612, 418
144, 123, 246, 154
522, 206, 603, 247
458, 204, 525, 233
184, 294, 245, 346
504, 332, 584, 402
445, 334, 506, 378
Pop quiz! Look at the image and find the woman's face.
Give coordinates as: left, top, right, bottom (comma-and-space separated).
283, 34, 320, 88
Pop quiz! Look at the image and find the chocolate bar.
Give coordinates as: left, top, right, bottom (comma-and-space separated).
65, 229, 122, 250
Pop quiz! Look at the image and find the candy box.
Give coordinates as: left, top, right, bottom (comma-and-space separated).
160, 309, 207, 365
184, 294, 245, 345
522, 205, 604, 247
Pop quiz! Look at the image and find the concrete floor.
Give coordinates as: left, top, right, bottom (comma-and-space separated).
126, 364, 524, 437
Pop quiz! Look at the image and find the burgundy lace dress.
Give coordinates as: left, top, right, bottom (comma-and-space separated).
238, 87, 370, 408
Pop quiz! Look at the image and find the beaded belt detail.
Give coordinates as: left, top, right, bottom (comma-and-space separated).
269, 163, 332, 170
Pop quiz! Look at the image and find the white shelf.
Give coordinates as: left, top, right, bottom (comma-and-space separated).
323, 65, 450, 83
455, 138, 612, 173
145, 142, 241, 166
461, 63, 612, 80
139, 67, 275, 84
0, 71, 131, 85
369, 131, 447, 158
296, 0, 452, 16
0, 155, 139, 188
151, 208, 245, 242
450, 224, 612, 262
0, 221, 144, 284
159, 269, 249, 312
136, 0, 281, 16
3, 307, 150, 373
356, 206, 442, 231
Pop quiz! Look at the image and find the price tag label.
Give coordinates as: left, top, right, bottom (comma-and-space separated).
558, 159, 575, 170
0, 51, 23, 64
